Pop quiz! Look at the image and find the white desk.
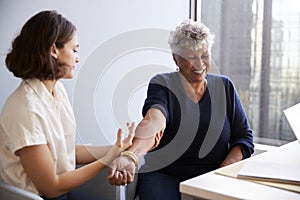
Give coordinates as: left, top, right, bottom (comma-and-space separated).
180, 141, 300, 200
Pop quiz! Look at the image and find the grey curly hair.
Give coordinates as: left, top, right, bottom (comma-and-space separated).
168, 19, 215, 54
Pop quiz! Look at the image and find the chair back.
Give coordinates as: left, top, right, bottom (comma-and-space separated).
0, 180, 43, 200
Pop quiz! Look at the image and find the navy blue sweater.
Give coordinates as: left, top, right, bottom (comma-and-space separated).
139, 72, 254, 181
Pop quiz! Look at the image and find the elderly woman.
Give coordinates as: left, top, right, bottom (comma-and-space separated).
108, 20, 254, 200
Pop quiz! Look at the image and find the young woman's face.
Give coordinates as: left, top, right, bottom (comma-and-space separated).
174, 46, 211, 84
56, 33, 80, 79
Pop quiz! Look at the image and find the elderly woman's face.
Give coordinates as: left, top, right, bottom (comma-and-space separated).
174, 46, 210, 83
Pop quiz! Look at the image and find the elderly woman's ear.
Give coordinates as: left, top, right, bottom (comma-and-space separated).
172, 54, 179, 65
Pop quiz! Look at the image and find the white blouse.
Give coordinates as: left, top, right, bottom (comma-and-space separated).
0, 79, 76, 195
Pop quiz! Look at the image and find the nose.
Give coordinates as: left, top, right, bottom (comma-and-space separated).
76, 55, 80, 63
193, 57, 205, 69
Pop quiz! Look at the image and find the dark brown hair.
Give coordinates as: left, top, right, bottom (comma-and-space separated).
5, 10, 76, 80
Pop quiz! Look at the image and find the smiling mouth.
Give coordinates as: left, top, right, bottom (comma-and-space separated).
193, 67, 207, 75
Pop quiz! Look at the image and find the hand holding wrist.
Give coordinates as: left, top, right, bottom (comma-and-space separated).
99, 122, 135, 166
120, 151, 138, 167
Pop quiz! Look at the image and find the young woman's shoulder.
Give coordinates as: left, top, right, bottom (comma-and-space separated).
1, 81, 34, 115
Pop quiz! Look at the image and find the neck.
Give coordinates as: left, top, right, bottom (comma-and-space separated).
179, 73, 207, 103
42, 79, 57, 96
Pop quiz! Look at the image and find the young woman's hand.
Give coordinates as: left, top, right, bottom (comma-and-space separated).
99, 122, 135, 166
115, 122, 135, 150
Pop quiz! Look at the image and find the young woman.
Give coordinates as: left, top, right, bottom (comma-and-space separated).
0, 10, 134, 200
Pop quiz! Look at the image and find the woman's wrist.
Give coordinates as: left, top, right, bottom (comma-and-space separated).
120, 151, 138, 167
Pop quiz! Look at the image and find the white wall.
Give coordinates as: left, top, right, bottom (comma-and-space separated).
0, 0, 189, 145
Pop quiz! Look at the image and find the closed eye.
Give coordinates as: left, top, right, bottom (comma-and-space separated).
201, 55, 209, 59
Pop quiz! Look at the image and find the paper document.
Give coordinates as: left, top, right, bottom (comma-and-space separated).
284, 102, 300, 142
234, 103, 300, 189
216, 161, 300, 193
237, 160, 300, 185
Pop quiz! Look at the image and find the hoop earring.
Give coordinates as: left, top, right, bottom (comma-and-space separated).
176, 67, 180, 72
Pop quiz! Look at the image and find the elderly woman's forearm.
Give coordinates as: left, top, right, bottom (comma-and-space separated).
135, 108, 166, 138
127, 108, 166, 158
126, 137, 157, 159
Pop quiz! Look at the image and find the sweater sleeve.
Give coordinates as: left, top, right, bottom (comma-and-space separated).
142, 74, 170, 123
224, 77, 254, 159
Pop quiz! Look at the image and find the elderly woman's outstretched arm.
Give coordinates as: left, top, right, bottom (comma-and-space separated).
107, 108, 166, 186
